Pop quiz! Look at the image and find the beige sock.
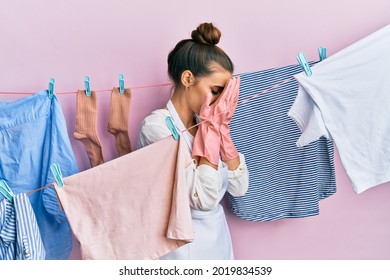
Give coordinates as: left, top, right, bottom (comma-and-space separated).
74, 90, 105, 167
107, 87, 132, 156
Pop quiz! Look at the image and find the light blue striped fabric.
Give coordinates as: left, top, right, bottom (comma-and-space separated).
0, 193, 45, 260
228, 62, 336, 221
0, 197, 15, 259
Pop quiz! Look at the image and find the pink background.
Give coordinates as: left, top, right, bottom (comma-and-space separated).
0, 0, 389, 259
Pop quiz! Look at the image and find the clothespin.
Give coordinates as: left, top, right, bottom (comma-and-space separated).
48, 77, 55, 98
119, 74, 125, 94
84, 76, 91, 97
296, 52, 312, 76
166, 116, 180, 140
0, 180, 15, 202
318, 46, 327, 61
50, 163, 64, 187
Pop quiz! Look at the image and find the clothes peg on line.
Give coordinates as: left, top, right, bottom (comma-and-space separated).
296, 52, 312, 76
166, 116, 180, 140
119, 74, 125, 94
50, 163, 64, 187
48, 78, 55, 98
0, 179, 15, 202
84, 76, 91, 97
318, 46, 327, 61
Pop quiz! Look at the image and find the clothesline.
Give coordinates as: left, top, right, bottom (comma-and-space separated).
0, 83, 173, 95
0, 50, 318, 96
0, 67, 301, 96
0, 71, 296, 133
26, 183, 54, 195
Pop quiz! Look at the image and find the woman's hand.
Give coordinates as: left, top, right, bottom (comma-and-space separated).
192, 77, 240, 166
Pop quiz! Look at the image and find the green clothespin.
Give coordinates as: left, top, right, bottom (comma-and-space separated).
50, 163, 64, 187
119, 74, 125, 94
297, 52, 312, 76
318, 47, 327, 61
48, 77, 55, 98
166, 116, 180, 140
0, 180, 15, 202
84, 76, 91, 97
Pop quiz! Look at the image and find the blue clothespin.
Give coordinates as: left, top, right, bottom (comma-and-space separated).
84, 76, 91, 97
318, 46, 327, 61
0, 180, 15, 202
119, 74, 125, 94
166, 116, 180, 140
48, 77, 55, 98
50, 163, 64, 187
296, 52, 312, 76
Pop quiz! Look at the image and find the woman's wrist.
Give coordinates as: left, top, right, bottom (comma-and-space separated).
224, 155, 240, 171
199, 157, 218, 170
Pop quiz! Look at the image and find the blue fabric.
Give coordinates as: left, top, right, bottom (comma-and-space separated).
0, 193, 46, 260
0, 90, 78, 259
229, 63, 336, 221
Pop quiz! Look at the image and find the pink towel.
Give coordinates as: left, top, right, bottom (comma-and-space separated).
54, 137, 193, 260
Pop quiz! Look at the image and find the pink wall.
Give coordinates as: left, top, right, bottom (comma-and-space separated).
0, 0, 389, 259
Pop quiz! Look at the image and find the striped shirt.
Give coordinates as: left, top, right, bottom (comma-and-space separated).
0, 193, 45, 260
228, 62, 336, 221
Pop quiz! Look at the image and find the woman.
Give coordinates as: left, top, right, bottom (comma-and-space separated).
137, 22, 249, 259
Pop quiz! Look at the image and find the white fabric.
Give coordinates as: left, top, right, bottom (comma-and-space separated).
288, 24, 390, 194
137, 103, 248, 259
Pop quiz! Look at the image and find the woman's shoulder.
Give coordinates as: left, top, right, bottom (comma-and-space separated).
141, 109, 170, 127
137, 109, 171, 148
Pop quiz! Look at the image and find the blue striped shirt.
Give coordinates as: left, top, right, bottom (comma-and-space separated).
228, 63, 336, 221
0, 193, 45, 260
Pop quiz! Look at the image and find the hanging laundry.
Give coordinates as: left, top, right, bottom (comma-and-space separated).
74, 90, 105, 167
289, 24, 390, 194
0, 90, 78, 259
54, 136, 193, 260
0, 193, 46, 260
107, 87, 132, 156
228, 63, 336, 222
138, 101, 249, 259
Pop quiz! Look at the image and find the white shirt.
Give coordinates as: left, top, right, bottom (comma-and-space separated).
288, 24, 390, 194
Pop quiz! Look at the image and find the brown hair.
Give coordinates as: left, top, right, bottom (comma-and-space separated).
167, 22, 234, 88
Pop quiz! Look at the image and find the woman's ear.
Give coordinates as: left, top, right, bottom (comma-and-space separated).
181, 70, 195, 88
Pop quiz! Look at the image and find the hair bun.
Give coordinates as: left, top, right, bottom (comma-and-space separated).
191, 22, 221, 45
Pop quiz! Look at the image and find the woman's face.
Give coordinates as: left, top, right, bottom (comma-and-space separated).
187, 65, 232, 115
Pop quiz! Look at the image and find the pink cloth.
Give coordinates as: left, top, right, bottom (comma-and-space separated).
54, 137, 193, 260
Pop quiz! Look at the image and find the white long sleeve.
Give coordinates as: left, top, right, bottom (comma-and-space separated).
227, 153, 249, 197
